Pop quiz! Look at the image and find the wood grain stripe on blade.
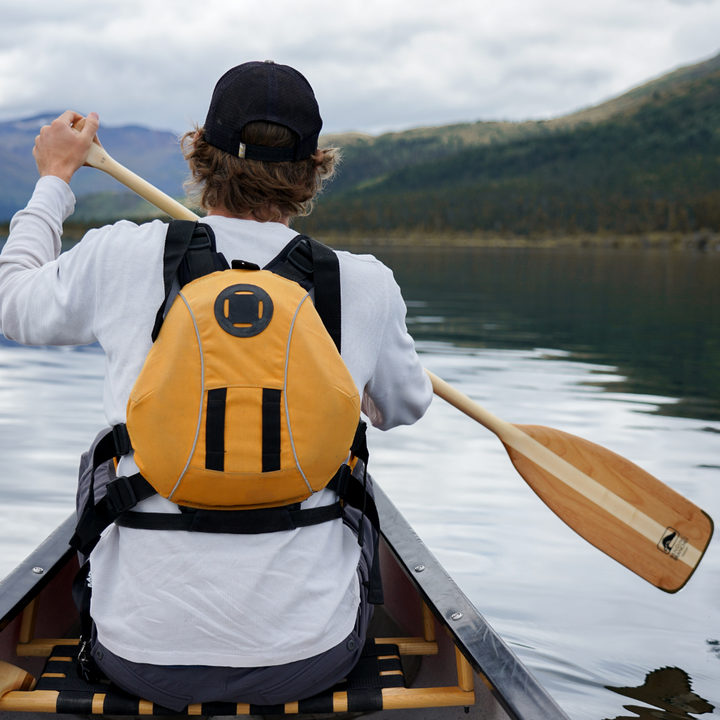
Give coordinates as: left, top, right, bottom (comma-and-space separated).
506, 425, 699, 567
506, 425, 712, 591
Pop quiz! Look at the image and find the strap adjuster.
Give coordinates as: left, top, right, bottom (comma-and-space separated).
351, 421, 368, 459
112, 424, 131, 456
189, 227, 212, 250
105, 476, 138, 514
330, 464, 352, 498
286, 239, 314, 276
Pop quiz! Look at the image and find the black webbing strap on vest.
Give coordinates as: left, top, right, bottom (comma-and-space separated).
205, 388, 227, 472
73, 561, 102, 684
264, 234, 342, 352
70, 425, 157, 557
69, 427, 351, 556
71, 422, 383, 603
70, 471, 154, 557
261, 388, 282, 472
112, 423, 383, 604
115, 500, 345, 533
151, 221, 229, 341
328, 422, 384, 605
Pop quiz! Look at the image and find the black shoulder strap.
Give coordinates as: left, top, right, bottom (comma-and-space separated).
264, 234, 342, 353
151, 220, 229, 341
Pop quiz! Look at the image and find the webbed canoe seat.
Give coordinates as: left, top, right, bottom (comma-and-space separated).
0, 596, 476, 715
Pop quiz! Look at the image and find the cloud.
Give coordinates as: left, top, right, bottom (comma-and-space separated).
0, 0, 718, 135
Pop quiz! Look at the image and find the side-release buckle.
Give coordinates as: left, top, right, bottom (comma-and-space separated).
105, 476, 138, 515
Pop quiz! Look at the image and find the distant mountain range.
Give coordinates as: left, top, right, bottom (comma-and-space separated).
2, 51, 719, 236
0, 115, 186, 221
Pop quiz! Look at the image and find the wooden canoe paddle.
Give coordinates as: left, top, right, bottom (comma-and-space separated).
428, 371, 713, 593
78, 126, 713, 593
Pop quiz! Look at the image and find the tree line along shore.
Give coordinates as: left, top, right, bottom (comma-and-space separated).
2, 223, 719, 253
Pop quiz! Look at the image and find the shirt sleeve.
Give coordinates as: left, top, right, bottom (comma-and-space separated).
0, 177, 102, 346
361, 267, 432, 431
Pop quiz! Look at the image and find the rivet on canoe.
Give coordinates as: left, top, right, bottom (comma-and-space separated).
32, 567, 44, 574
414, 565, 426, 573
451, 612, 463, 621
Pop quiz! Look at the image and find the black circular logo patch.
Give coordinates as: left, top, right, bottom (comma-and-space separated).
214, 284, 274, 337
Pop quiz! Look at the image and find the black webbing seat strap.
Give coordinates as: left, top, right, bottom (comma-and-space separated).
35, 640, 405, 715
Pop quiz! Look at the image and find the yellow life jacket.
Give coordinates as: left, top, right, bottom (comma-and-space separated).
127, 265, 361, 510
71, 221, 383, 607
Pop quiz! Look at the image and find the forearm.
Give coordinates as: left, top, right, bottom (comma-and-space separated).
2, 176, 72, 263
0, 177, 86, 344
362, 275, 433, 430
363, 347, 432, 431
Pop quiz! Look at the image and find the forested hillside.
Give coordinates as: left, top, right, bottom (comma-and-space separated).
296, 55, 720, 237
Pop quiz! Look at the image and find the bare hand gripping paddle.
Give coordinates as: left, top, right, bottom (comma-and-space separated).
81, 128, 713, 593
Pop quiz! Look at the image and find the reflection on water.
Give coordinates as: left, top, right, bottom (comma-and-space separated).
367, 246, 720, 421
606, 666, 715, 719
366, 342, 720, 720
0, 339, 106, 578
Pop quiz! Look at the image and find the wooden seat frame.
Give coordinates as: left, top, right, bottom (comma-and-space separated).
1, 594, 474, 715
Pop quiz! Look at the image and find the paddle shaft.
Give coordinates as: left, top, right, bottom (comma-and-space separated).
85, 144, 199, 222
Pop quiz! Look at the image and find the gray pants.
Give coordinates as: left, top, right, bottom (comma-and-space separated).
77, 429, 376, 711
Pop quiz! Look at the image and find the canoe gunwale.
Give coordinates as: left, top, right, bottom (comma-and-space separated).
374, 484, 570, 720
0, 516, 76, 633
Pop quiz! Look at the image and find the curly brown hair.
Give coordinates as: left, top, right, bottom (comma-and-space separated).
180, 121, 339, 222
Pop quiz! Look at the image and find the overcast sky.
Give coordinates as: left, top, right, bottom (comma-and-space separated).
1, 0, 718, 136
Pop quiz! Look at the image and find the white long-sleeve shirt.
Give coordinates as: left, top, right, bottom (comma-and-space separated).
0, 176, 432, 667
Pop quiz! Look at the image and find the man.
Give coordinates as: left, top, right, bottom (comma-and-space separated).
0, 61, 432, 709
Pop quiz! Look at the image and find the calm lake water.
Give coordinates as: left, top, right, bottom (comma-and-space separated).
0, 243, 718, 719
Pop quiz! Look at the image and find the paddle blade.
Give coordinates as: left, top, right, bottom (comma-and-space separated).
504, 425, 713, 593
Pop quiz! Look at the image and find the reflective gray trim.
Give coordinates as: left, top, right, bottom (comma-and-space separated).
285, 293, 314, 496
168, 293, 204, 501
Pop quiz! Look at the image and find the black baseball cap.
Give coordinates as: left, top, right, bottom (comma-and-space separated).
203, 61, 323, 162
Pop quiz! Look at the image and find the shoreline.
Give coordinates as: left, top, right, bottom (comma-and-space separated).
315, 230, 720, 251
2, 224, 719, 252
